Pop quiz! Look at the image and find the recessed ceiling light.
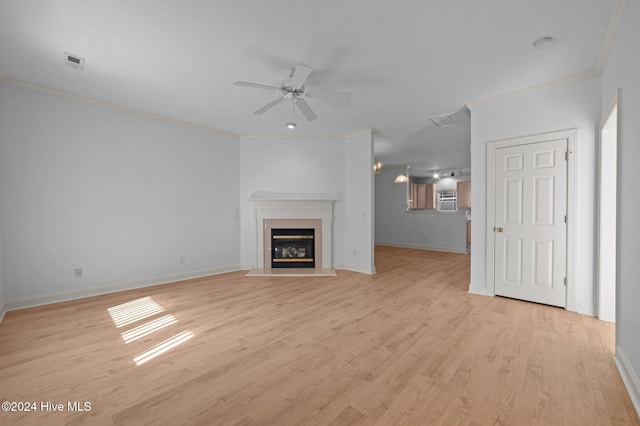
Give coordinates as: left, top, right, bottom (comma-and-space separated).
532, 36, 554, 49
285, 122, 297, 129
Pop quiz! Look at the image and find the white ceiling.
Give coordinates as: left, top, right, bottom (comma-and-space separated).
0, 0, 617, 173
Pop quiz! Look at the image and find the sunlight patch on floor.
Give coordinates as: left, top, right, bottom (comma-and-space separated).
133, 330, 194, 365
108, 296, 195, 365
120, 314, 178, 343
107, 297, 164, 328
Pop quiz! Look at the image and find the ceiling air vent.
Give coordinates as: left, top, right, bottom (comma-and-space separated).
64, 52, 85, 70
428, 107, 470, 127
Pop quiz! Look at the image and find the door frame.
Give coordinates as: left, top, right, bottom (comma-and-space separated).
597, 90, 620, 322
485, 129, 577, 311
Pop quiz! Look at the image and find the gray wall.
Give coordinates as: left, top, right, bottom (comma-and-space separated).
239, 135, 347, 268
468, 76, 601, 314
238, 131, 376, 274
0, 85, 2, 316
0, 83, 240, 308
375, 169, 468, 253
601, 0, 640, 411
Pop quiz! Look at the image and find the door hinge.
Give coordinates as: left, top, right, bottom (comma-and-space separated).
564, 277, 567, 286
565, 151, 573, 161
564, 215, 567, 223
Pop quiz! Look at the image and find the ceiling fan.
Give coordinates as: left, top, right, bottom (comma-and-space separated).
234, 63, 350, 122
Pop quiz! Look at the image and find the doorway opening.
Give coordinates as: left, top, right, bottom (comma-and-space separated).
598, 97, 618, 323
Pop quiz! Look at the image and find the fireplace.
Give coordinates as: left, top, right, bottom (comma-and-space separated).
248, 197, 335, 274
271, 228, 315, 268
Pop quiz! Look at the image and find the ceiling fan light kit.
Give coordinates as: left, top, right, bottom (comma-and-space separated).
234, 63, 351, 122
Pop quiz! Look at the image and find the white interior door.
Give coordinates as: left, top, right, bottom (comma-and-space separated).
494, 138, 568, 307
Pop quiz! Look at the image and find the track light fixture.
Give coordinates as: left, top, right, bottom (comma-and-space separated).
430, 167, 467, 179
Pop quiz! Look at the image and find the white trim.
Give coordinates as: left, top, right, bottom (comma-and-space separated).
2, 265, 240, 312
466, 71, 598, 109
615, 89, 623, 326
485, 129, 577, 311
335, 265, 376, 275
615, 345, 640, 419
0, 75, 239, 139
597, 91, 620, 322
375, 242, 468, 254
406, 209, 468, 217
344, 128, 375, 139
249, 198, 335, 269
576, 303, 596, 317
230, 129, 376, 142
466, 0, 628, 109
566, 132, 577, 312
486, 140, 497, 297
595, 0, 629, 73
242, 134, 347, 141
468, 284, 487, 296
0, 301, 6, 323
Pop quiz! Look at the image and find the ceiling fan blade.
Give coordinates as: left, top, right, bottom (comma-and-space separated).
254, 97, 284, 115
295, 98, 317, 121
234, 81, 282, 91
290, 64, 312, 88
305, 89, 351, 101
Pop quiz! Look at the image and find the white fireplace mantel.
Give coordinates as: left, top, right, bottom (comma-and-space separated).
249, 197, 335, 269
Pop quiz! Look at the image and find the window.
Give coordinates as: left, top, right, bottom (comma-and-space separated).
437, 191, 457, 211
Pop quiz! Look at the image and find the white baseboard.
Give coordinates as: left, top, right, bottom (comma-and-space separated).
3, 265, 241, 312
615, 345, 640, 419
375, 242, 468, 254
577, 303, 596, 317
468, 284, 487, 296
335, 265, 376, 275
0, 301, 6, 323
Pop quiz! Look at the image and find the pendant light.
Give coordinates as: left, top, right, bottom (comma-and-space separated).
394, 166, 410, 183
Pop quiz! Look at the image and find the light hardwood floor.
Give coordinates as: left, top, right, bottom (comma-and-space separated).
1, 246, 638, 425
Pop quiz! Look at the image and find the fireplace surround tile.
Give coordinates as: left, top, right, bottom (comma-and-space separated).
248, 198, 335, 272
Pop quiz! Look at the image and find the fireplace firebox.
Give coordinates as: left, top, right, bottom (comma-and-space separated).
271, 228, 315, 268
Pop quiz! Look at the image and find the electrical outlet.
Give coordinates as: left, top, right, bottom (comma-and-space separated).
179, 256, 186, 265
74, 268, 83, 278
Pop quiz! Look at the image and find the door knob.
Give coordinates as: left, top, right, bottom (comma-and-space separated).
496, 227, 504, 233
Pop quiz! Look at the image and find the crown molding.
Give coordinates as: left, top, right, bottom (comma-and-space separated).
344, 128, 374, 139
240, 134, 346, 141
467, 0, 628, 109
595, 0, 628, 73
466, 68, 600, 109
241, 128, 375, 142
0, 74, 240, 140
1, 72, 370, 143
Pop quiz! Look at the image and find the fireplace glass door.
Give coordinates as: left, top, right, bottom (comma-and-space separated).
271, 228, 315, 268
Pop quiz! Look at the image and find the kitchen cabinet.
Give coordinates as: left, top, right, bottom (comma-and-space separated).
409, 183, 435, 209
457, 181, 471, 208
